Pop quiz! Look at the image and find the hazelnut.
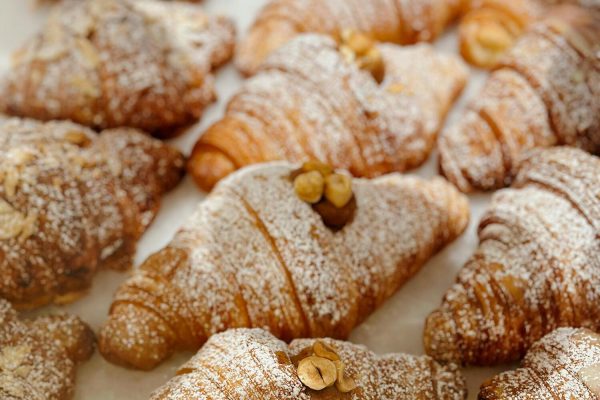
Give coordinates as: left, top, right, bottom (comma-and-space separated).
297, 356, 337, 390
341, 30, 374, 56
324, 174, 353, 208
334, 360, 357, 393
313, 341, 340, 361
358, 47, 385, 84
294, 171, 325, 204
64, 131, 92, 147
302, 160, 334, 177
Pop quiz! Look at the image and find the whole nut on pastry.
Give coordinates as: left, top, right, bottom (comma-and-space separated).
302, 160, 334, 177
358, 48, 385, 84
341, 30, 374, 56
294, 171, 325, 204
324, 173, 353, 208
297, 356, 337, 391
313, 341, 340, 361
334, 360, 357, 393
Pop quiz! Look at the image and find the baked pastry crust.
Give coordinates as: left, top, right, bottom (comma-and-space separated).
479, 328, 600, 399
0, 0, 235, 136
99, 162, 469, 370
0, 299, 94, 400
440, 5, 600, 192
0, 118, 184, 310
425, 147, 600, 366
150, 328, 467, 399
189, 34, 468, 191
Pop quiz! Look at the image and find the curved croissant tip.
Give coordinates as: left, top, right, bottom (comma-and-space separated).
423, 309, 461, 365
187, 147, 236, 193
99, 303, 174, 370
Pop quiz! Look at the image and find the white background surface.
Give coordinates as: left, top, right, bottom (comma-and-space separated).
0, 1, 512, 399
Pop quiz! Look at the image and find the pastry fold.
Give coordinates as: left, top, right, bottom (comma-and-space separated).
425, 147, 600, 366
0, 118, 184, 310
150, 328, 467, 399
0, 299, 94, 400
189, 34, 468, 191
0, 0, 235, 135
479, 328, 600, 399
99, 163, 469, 370
440, 5, 600, 192
236, 0, 465, 75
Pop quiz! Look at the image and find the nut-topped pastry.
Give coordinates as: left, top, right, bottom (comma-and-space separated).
149, 328, 467, 399
0, 0, 235, 135
0, 118, 185, 310
99, 162, 469, 370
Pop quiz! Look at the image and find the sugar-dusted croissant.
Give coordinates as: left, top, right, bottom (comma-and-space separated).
189, 34, 468, 192
150, 328, 468, 399
440, 5, 600, 192
479, 328, 600, 399
100, 162, 469, 370
0, 0, 235, 136
0, 118, 184, 310
0, 299, 95, 400
235, 0, 466, 75
459, 0, 600, 68
425, 147, 600, 366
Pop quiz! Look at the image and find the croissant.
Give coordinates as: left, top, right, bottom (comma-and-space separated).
0, 118, 184, 310
459, 0, 600, 68
479, 328, 600, 399
189, 34, 468, 192
439, 5, 600, 193
99, 162, 469, 370
0, 299, 95, 400
235, 0, 466, 75
0, 0, 235, 136
150, 328, 468, 399
424, 147, 600, 366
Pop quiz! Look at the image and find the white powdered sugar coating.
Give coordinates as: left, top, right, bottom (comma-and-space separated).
150, 328, 467, 399
102, 162, 469, 369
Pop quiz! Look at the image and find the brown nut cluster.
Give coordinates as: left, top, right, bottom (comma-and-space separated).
291, 161, 356, 230
295, 340, 357, 393
338, 29, 385, 83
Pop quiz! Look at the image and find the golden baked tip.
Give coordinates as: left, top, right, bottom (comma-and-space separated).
0, 118, 185, 310
0, 299, 94, 400
99, 163, 469, 370
149, 328, 467, 399
0, 0, 235, 135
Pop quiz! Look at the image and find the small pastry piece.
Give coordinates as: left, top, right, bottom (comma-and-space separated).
99, 162, 469, 370
0, 118, 185, 310
0, 299, 94, 400
479, 328, 600, 399
236, 0, 466, 75
459, 0, 600, 68
0, 0, 235, 136
189, 34, 468, 191
149, 328, 467, 399
425, 147, 600, 366
440, 5, 600, 192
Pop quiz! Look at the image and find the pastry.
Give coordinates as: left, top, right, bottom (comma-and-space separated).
459, 0, 600, 68
425, 147, 600, 366
189, 33, 468, 191
149, 328, 468, 399
99, 161, 469, 370
0, 0, 235, 136
235, 0, 466, 75
0, 299, 95, 400
440, 5, 600, 192
479, 328, 600, 399
0, 118, 185, 310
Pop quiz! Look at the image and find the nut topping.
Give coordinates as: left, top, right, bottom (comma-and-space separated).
313, 340, 340, 361
339, 30, 385, 83
334, 360, 357, 393
294, 170, 325, 204
324, 174, 353, 208
297, 356, 337, 390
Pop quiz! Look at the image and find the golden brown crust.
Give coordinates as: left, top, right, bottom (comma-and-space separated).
189, 34, 468, 191
0, 299, 95, 400
236, 0, 465, 75
0, 118, 185, 310
1, 0, 235, 136
425, 147, 600, 366
99, 163, 469, 370
149, 328, 467, 399
478, 328, 600, 399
